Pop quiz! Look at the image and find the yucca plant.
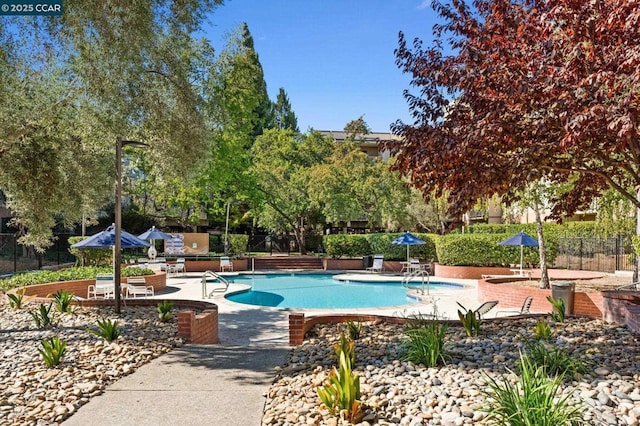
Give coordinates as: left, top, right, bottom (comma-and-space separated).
483, 352, 584, 425
333, 333, 356, 365
52, 290, 75, 314
7, 289, 26, 309
157, 301, 174, 322
87, 318, 120, 342
38, 336, 67, 367
344, 320, 362, 340
524, 340, 588, 379
533, 319, 553, 341
547, 296, 566, 323
30, 303, 55, 328
402, 320, 448, 367
317, 346, 363, 423
457, 302, 480, 337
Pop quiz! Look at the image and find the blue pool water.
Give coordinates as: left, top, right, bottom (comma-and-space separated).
224, 273, 463, 309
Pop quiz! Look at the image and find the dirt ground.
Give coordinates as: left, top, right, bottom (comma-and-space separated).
505, 274, 634, 292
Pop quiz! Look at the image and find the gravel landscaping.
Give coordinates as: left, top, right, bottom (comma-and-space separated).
264, 318, 640, 425
0, 300, 180, 425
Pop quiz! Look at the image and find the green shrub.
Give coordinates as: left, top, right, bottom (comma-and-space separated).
367, 233, 438, 261
633, 236, 640, 257
0, 266, 154, 291
228, 234, 249, 256
332, 333, 356, 365
547, 296, 566, 323
437, 234, 515, 266
68, 236, 112, 266
483, 352, 584, 426
317, 344, 362, 423
523, 340, 587, 379
157, 301, 174, 322
30, 303, 55, 328
88, 318, 121, 342
402, 320, 448, 367
323, 234, 371, 258
52, 290, 75, 314
457, 303, 480, 337
38, 336, 67, 367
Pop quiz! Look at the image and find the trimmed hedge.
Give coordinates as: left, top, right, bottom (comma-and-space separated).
435, 234, 541, 266
68, 236, 112, 267
367, 233, 438, 261
0, 266, 154, 291
228, 234, 249, 256
324, 234, 371, 258
633, 236, 640, 257
466, 221, 615, 238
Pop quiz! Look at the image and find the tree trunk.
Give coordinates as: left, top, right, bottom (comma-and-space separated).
292, 226, 306, 255
634, 186, 640, 283
533, 203, 550, 289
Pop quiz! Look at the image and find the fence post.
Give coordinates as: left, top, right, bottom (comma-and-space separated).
13, 233, 17, 273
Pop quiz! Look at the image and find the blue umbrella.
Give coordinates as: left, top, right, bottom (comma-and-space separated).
72, 224, 151, 248
138, 226, 172, 259
391, 232, 426, 261
498, 231, 539, 274
138, 226, 172, 241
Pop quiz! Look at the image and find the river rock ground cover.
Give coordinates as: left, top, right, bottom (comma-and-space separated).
264, 318, 640, 426
0, 300, 180, 425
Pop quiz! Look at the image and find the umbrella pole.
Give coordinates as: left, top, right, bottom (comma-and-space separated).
407, 245, 410, 262
520, 245, 524, 274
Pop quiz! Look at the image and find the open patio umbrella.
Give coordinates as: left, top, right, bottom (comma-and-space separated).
72, 224, 151, 249
391, 232, 426, 261
138, 226, 172, 259
498, 231, 539, 275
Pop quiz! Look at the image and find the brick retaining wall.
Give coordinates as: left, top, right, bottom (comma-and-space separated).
602, 291, 640, 333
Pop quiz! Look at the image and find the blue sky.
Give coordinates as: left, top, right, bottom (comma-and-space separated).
203, 0, 439, 133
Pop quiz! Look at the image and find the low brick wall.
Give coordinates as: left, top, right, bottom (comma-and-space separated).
478, 278, 603, 317
178, 309, 219, 344
435, 264, 514, 279
182, 258, 248, 272
602, 290, 640, 333
15, 272, 167, 299
322, 258, 364, 270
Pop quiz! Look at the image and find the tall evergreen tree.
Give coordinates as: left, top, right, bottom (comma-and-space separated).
273, 88, 299, 132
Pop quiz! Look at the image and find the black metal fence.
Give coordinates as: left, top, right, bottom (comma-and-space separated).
554, 235, 635, 273
0, 233, 76, 275
246, 234, 324, 254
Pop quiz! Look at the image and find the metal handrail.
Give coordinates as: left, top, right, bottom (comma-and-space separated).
201, 270, 229, 299
615, 281, 640, 291
402, 269, 431, 295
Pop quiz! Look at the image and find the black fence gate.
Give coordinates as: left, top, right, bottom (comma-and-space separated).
0, 233, 76, 275
554, 235, 634, 273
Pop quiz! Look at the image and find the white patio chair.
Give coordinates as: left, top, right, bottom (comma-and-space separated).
87, 274, 115, 299
366, 255, 384, 273
220, 256, 233, 272
125, 276, 154, 298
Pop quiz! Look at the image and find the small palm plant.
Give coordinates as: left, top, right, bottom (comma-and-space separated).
457, 302, 480, 337
547, 296, 566, 323
87, 318, 120, 342
317, 342, 362, 423
38, 336, 67, 367
157, 301, 174, 322
30, 303, 55, 328
52, 290, 75, 314
7, 289, 26, 309
344, 320, 362, 340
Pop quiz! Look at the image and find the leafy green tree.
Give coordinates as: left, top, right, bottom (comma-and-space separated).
250, 129, 333, 253
273, 88, 299, 132
344, 116, 371, 140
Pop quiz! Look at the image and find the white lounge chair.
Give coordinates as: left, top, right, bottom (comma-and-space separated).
366, 255, 384, 273
168, 258, 186, 276
87, 274, 115, 299
125, 276, 154, 298
220, 256, 233, 272
495, 296, 533, 317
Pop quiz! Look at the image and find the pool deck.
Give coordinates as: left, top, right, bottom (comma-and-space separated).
64, 271, 480, 426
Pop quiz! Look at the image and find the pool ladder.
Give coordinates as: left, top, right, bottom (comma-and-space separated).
201, 270, 230, 299
402, 269, 431, 296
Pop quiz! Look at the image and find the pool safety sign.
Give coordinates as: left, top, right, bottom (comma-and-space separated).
0, 0, 62, 15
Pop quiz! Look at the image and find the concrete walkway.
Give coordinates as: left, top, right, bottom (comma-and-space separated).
63, 271, 478, 425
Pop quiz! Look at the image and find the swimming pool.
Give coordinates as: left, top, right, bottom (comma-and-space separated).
224, 273, 463, 309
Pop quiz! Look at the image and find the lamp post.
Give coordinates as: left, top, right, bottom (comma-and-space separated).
115, 138, 149, 313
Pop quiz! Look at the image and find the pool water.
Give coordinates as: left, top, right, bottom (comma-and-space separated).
224, 273, 462, 309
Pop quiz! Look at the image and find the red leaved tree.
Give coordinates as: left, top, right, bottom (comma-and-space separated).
387, 0, 640, 284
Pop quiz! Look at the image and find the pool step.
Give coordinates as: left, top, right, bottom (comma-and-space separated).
253, 256, 324, 270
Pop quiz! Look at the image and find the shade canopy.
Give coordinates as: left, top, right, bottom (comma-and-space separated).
138, 226, 172, 241
498, 231, 539, 274
391, 232, 426, 261
498, 231, 539, 248
72, 224, 151, 249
